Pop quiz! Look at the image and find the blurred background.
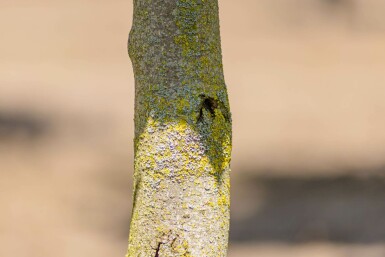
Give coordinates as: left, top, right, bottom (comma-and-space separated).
1, 0, 385, 256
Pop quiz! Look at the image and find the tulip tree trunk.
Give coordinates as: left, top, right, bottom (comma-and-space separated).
126, 0, 232, 256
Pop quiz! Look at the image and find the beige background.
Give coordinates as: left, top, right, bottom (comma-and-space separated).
1, 0, 385, 256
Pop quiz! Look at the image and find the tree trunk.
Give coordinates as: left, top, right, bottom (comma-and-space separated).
126, 0, 231, 256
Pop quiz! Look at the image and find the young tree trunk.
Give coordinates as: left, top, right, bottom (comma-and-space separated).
126, 0, 231, 256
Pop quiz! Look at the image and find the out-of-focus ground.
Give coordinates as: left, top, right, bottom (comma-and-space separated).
1, 0, 385, 256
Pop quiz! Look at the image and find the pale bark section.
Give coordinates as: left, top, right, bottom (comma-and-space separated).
126, 0, 231, 256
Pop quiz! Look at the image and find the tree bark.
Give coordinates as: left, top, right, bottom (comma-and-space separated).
126, 0, 231, 256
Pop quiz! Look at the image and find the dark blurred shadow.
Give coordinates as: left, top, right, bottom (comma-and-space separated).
0, 111, 50, 142
231, 173, 385, 244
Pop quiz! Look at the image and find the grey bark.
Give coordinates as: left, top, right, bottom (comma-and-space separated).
126, 0, 231, 256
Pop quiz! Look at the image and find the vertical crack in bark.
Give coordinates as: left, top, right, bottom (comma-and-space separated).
154, 242, 162, 257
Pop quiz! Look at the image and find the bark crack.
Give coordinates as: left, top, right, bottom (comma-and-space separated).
154, 242, 162, 257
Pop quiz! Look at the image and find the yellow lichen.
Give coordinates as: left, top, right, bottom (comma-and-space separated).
127, 0, 231, 256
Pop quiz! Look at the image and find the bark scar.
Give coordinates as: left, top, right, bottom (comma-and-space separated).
197, 95, 218, 122
197, 94, 230, 123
